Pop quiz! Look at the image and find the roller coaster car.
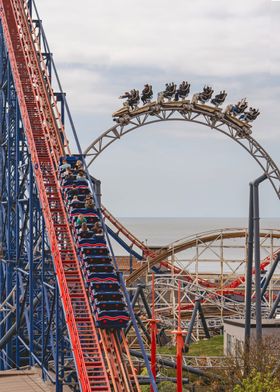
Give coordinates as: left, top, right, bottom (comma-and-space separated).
63, 188, 89, 199
89, 281, 121, 292
112, 101, 156, 119
192, 102, 222, 114
224, 113, 252, 134
95, 301, 126, 311
81, 247, 109, 257
68, 200, 85, 209
160, 99, 190, 109
77, 230, 95, 239
95, 310, 129, 329
75, 194, 89, 201
79, 235, 106, 244
112, 106, 129, 118
83, 255, 112, 265
60, 156, 81, 167
65, 187, 91, 197
78, 243, 107, 255
74, 215, 99, 224
62, 182, 89, 190
61, 178, 76, 186
86, 214, 99, 225
70, 208, 98, 217
86, 272, 118, 283
85, 264, 114, 273
74, 224, 95, 233
132, 102, 157, 116
92, 291, 123, 302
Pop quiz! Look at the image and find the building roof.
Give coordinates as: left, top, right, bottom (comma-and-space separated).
224, 318, 280, 328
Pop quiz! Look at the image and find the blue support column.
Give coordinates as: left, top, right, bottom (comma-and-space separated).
28, 0, 32, 15
15, 100, 20, 369
0, 263, 4, 370
29, 162, 34, 366
0, 4, 94, 388
55, 281, 62, 392
60, 309, 65, 389
5, 61, 13, 369
252, 174, 267, 343
0, 46, 4, 367
244, 184, 254, 349
41, 222, 46, 380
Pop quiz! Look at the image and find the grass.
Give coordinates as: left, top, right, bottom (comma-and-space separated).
187, 335, 224, 356
157, 335, 224, 357
140, 336, 224, 391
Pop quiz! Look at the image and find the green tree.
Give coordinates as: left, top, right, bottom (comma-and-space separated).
233, 370, 280, 392
211, 336, 280, 391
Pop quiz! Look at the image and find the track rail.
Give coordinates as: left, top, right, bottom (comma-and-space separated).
85, 105, 280, 201
0, 1, 111, 390
125, 229, 280, 286
103, 206, 149, 256
100, 330, 137, 392
103, 207, 280, 293
103, 206, 219, 289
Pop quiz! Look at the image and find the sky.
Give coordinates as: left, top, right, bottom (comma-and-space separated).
36, 0, 280, 217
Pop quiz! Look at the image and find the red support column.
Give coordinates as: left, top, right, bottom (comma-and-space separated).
149, 273, 158, 392
172, 280, 187, 392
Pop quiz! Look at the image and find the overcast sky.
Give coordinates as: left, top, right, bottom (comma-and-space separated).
36, 0, 280, 217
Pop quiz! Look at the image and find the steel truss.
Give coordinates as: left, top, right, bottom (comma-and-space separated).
0, 2, 155, 390
84, 105, 280, 200
126, 228, 280, 285
0, 0, 279, 389
0, 15, 78, 390
123, 228, 280, 344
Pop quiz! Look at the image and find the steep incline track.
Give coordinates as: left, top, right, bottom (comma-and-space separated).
0, 1, 137, 391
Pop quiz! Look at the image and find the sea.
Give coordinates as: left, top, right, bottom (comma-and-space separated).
111, 218, 280, 273
115, 217, 280, 249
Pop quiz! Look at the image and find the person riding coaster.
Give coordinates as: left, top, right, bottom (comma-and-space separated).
196, 85, 214, 104
239, 107, 260, 122
119, 89, 140, 110
162, 82, 177, 100
141, 84, 153, 104
227, 98, 248, 116
211, 90, 227, 107
175, 81, 190, 101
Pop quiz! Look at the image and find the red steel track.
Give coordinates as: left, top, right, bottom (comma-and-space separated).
0, 1, 140, 391
2, 0, 278, 388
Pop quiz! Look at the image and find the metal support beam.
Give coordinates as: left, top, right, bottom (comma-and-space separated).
261, 253, 280, 299
129, 349, 214, 379
0, 16, 76, 384
244, 183, 254, 355
185, 298, 201, 349
198, 303, 210, 339
252, 174, 267, 343
269, 292, 280, 319
29, 162, 34, 366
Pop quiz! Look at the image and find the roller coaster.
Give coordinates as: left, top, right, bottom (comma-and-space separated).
0, 1, 280, 391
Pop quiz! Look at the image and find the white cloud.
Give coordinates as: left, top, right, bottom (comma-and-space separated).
32, 0, 280, 217
36, 0, 272, 76
34, 0, 279, 116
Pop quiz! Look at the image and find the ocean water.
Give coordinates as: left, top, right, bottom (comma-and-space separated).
111, 217, 280, 273
115, 217, 280, 248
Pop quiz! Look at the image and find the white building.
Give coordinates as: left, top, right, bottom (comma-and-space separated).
224, 319, 280, 355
